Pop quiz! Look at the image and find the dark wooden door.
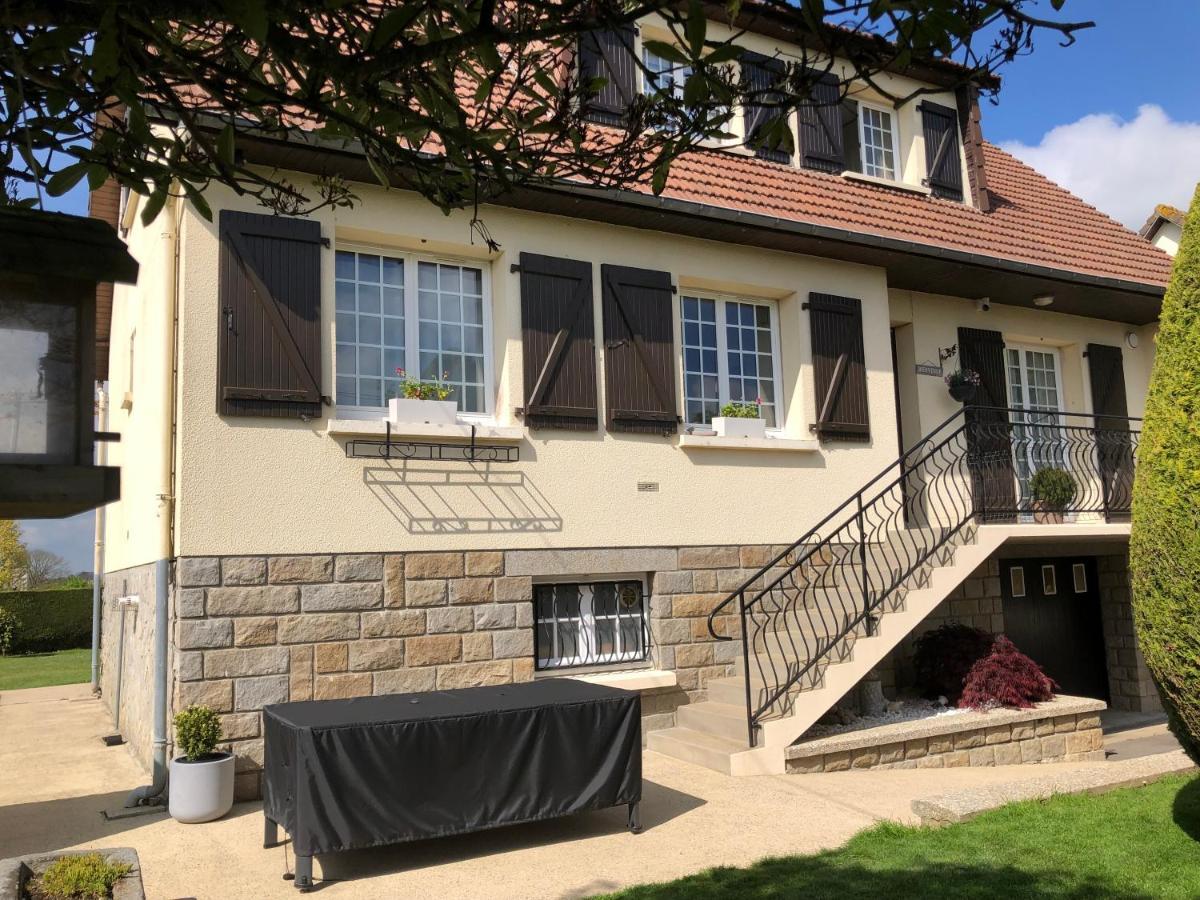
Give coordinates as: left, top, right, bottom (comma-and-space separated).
1000, 557, 1109, 701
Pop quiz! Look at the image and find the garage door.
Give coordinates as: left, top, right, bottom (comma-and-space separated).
1000, 557, 1109, 702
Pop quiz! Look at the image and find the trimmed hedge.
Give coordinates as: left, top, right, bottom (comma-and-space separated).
0, 588, 92, 654
1131, 184, 1200, 765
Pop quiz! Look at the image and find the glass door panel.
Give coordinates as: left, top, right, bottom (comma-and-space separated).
1006, 346, 1066, 507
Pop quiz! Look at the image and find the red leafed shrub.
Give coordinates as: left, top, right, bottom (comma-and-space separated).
959, 635, 1058, 710
912, 623, 995, 703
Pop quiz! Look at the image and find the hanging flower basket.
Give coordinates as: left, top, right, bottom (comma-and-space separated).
944, 369, 982, 404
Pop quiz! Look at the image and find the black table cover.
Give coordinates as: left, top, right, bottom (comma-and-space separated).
263, 679, 641, 863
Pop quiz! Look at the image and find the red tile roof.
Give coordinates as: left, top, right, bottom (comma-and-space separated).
651, 141, 1172, 289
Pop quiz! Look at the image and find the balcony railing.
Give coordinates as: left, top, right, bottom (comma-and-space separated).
707, 406, 1140, 746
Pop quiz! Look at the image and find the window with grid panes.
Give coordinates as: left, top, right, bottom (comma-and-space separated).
681, 295, 780, 427
335, 250, 488, 414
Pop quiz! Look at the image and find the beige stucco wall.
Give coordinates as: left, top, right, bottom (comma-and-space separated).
101, 199, 179, 572
163, 179, 902, 555
888, 289, 1156, 444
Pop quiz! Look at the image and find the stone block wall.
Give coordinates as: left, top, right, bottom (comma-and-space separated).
1098, 552, 1162, 714
787, 708, 1104, 773
100, 561, 162, 772
170, 544, 779, 798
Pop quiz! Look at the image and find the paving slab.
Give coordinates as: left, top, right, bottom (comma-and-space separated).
912, 750, 1196, 825
0, 684, 1166, 900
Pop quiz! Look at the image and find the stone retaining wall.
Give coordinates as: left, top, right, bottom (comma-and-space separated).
171, 544, 786, 797
786, 698, 1106, 774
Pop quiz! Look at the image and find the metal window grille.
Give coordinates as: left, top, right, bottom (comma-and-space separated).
534, 580, 649, 671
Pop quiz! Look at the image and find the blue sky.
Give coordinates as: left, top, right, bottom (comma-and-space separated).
19, 0, 1200, 572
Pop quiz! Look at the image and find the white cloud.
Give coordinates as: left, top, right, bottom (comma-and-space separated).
999, 104, 1200, 229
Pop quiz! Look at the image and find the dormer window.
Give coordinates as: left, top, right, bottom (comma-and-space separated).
857, 103, 899, 180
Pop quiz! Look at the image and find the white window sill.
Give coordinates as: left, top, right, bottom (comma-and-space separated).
679, 434, 820, 452
325, 418, 523, 442
565, 668, 677, 692
841, 170, 932, 195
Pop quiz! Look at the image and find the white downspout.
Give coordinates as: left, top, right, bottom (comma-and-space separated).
126, 197, 181, 807
90, 384, 108, 691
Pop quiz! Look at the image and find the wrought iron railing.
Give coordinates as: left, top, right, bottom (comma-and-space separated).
707, 407, 1140, 746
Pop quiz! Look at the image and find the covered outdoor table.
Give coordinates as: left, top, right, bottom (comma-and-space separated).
262, 678, 642, 891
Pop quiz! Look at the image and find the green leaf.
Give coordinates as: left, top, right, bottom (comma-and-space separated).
642, 40, 690, 65
703, 41, 744, 65
217, 123, 236, 166
182, 181, 212, 221
686, 0, 707, 55
85, 165, 110, 192
141, 185, 168, 226
46, 163, 90, 197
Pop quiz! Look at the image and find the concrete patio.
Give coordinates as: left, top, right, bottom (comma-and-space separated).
0, 683, 1187, 900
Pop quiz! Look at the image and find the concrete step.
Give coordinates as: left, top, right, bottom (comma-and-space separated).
645, 726, 748, 774
675, 700, 750, 742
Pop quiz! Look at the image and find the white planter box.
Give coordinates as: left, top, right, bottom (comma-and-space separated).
711, 416, 766, 439
387, 398, 458, 425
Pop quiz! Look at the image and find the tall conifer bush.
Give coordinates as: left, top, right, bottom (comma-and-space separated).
1130, 184, 1200, 764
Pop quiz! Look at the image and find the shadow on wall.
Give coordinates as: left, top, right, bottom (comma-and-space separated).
363, 462, 563, 534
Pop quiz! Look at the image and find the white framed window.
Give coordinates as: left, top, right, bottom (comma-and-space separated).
1041, 564, 1057, 596
334, 247, 492, 418
534, 578, 648, 671
1010, 565, 1026, 598
642, 46, 690, 103
680, 294, 782, 428
858, 102, 899, 180
1007, 344, 1066, 506
1073, 562, 1088, 594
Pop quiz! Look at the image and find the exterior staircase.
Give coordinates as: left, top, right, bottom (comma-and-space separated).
648, 407, 1140, 775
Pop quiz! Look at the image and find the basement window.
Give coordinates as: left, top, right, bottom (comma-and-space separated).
534, 579, 648, 671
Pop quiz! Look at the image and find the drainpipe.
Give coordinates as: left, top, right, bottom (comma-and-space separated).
125, 199, 181, 808
91, 384, 108, 691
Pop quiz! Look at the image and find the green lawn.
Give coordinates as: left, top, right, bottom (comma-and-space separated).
0, 648, 91, 691
602, 774, 1200, 900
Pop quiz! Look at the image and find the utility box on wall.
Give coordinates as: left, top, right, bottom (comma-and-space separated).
0, 208, 137, 518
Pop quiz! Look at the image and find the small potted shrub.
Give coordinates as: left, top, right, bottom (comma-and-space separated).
1029, 466, 1076, 523
169, 705, 234, 824
944, 368, 982, 403
959, 635, 1058, 710
386, 368, 458, 425
711, 399, 766, 439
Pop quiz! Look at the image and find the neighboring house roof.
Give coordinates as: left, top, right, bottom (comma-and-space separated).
651, 142, 1173, 289
1138, 203, 1186, 239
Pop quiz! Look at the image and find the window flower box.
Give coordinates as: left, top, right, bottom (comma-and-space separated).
711, 416, 767, 439
387, 398, 458, 426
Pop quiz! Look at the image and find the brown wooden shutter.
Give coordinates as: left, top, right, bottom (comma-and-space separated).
519, 253, 598, 431
579, 26, 638, 126
797, 72, 844, 173
921, 101, 964, 201
218, 211, 325, 418
741, 52, 792, 164
958, 326, 1015, 520
601, 264, 678, 434
808, 293, 869, 440
1087, 343, 1133, 519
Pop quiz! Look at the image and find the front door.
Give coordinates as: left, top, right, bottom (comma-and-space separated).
1000, 557, 1109, 701
1005, 345, 1066, 510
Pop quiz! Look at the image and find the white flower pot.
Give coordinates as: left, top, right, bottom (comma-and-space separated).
711, 417, 766, 439
387, 398, 458, 425
169, 752, 234, 823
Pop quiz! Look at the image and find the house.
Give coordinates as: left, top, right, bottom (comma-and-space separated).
1139, 204, 1185, 257
91, 9, 1172, 794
